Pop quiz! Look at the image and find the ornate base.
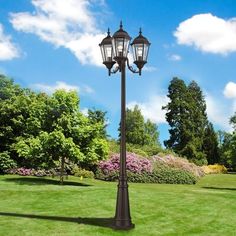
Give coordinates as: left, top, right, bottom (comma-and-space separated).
113, 218, 135, 230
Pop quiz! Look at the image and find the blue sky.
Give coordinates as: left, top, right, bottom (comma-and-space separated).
0, 0, 236, 145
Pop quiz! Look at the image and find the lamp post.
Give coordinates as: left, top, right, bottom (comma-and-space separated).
99, 22, 150, 230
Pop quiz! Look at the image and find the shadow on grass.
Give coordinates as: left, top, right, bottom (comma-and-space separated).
4, 177, 91, 187
202, 186, 236, 191
0, 212, 114, 228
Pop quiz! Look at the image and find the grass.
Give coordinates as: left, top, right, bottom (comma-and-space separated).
0, 174, 236, 235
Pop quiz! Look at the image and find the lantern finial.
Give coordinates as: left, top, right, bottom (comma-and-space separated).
139, 28, 142, 35
107, 28, 110, 36
120, 21, 123, 29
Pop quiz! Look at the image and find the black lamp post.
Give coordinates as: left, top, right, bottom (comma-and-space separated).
99, 22, 150, 230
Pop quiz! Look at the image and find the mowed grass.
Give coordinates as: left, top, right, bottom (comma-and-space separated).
0, 174, 236, 236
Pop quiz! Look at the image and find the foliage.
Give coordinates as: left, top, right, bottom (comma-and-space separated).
96, 152, 200, 184
152, 154, 205, 178
163, 78, 208, 165
7, 167, 34, 176
201, 164, 227, 174
218, 131, 236, 170
217, 114, 236, 170
0, 75, 109, 183
119, 105, 160, 146
96, 164, 197, 184
71, 166, 94, 178
88, 108, 108, 138
98, 153, 152, 174
0, 151, 17, 174
203, 122, 220, 164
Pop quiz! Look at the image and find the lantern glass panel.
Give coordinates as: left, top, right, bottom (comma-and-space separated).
100, 45, 105, 62
112, 37, 130, 58
143, 43, 149, 61
132, 43, 144, 62
104, 44, 113, 62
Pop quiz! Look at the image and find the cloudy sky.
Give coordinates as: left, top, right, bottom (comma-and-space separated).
0, 0, 236, 145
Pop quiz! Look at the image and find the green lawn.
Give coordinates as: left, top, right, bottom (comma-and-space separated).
0, 174, 236, 236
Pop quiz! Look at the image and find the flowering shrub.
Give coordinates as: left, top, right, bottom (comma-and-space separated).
201, 164, 227, 174
152, 155, 205, 178
98, 152, 152, 174
96, 152, 199, 184
6, 168, 52, 177
9, 168, 34, 176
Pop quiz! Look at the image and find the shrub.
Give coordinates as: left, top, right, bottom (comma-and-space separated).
15, 167, 33, 176
152, 154, 205, 178
201, 164, 227, 174
6, 167, 53, 177
96, 152, 198, 184
0, 152, 17, 174
72, 166, 94, 178
96, 165, 197, 184
98, 153, 152, 174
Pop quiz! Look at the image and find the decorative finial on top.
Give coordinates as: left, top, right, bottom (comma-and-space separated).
120, 21, 123, 29
139, 28, 142, 35
107, 28, 110, 36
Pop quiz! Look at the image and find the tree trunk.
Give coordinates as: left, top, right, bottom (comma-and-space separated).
60, 157, 65, 185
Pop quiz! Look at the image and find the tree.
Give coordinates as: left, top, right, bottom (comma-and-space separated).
0, 76, 109, 180
203, 122, 220, 164
88, 108, 108, 138
163, 78, 208, 165
144, 119, 159, 146
162, 77, 189, 151
124, 105, 145, 145
118, 105, 160, 147
218, 113, 236, 170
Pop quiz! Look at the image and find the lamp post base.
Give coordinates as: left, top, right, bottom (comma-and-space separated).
113, 219, 135, 230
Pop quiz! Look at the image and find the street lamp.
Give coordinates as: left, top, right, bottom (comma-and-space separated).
99, 22, 150, 230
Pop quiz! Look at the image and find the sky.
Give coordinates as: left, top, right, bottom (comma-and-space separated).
0, 0, 236, 145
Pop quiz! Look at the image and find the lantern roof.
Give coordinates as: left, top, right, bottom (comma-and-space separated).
99, 29, 112, 46
112, 22, 131, 40
131, 28, 150, 46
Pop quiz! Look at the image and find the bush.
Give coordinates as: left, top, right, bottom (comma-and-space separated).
72, 166, 94, 178
6, 167, 53, 177
96, 152, 198, 184
0, 152, 17, 174
202, 164, 227, 174
14, 167, 34, 176
152, 155, 205, 178
98, 153, 152, 174
96, 165, 197, 184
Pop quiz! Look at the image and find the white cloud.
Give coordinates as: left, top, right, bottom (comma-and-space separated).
32, 81, 79, 93
83, 85, 94, 94
10, 0, 105, 66
205, 94, 233, 131
0, 24, 20, 60
81, 108, 88, 116
142, 66, 158, 72
127, 95, 169, 124
174, 13, 236, 55
223, 82, 236, 99
168, 54, 182, 61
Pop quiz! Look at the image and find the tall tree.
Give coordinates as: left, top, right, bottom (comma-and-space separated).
119, 105, 160, 146
162, 77, 189, 151
203, 122, 220, 164
88, 108, 108, 138
218, 113, 236, 169
144, 119, 159, 146
163, 78, 208, 165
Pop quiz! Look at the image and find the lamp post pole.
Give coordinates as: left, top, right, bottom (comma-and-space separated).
99, 22, 150, 230
114, 58, 134, 229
